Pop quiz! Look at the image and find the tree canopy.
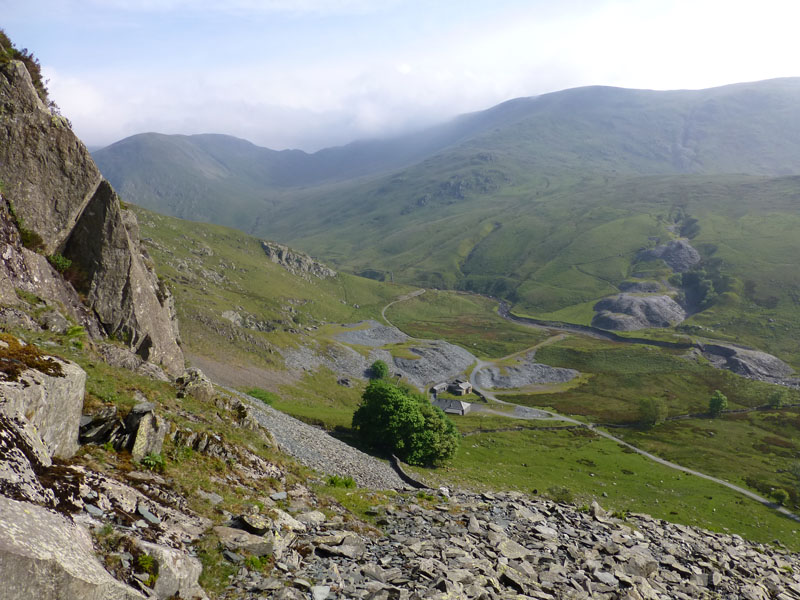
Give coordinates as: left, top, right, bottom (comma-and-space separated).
369, 359, 389, 380
352, 379, 459, 466
638, 397, 667, 429
708, 390, 728, 417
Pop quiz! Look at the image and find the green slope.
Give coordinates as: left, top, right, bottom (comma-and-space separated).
100, 80, 800, 364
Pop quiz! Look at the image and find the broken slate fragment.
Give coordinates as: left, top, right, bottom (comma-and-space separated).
137, 504, 161, 525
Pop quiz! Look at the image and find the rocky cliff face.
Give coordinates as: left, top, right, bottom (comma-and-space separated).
261, 241, 336, 280
0, 59, 183, 376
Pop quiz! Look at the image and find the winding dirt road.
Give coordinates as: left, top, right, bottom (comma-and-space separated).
383, 289, 800, 523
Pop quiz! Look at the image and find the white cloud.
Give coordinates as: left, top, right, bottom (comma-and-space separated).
38, 0, 800, 150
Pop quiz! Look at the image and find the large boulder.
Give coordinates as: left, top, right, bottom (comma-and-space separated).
0, 495, 145, 600
0, 340, 86, 459
127, 405, 169, 462
0, 413, 54, 506
134, 540, 207, 600
0, 58, 184, 377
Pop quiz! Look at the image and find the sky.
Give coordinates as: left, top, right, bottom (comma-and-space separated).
3, 0, 800, 151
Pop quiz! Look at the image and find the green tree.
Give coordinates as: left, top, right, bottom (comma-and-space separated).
352, 379, 459, 466
638, 397, 667, 429
771, 488, 789, 506
708, 390, 728, 417
767, 389, 787, 409
369, 359, 389, 380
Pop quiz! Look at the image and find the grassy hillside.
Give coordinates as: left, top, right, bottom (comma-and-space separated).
135, 207, 800, 550
99, 81, 800, 365
132, 207, 412, 382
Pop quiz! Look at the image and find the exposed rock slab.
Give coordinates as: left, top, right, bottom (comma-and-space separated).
592, 293, 686, 330
0, 352, 86, 459
0, 496, 145, 600
0, 58, 184, 377
0, 60, 102, 255
64, 181, 184, 376
0, 413, 55, 506
0, 197, 103, 336
134, 540, 207, 600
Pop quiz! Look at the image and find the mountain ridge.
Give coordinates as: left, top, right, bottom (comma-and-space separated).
94, 77, 800, 367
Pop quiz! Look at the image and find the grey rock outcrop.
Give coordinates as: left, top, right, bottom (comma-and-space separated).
638, 238, 701, 273
63, 181, 184, 376
127, 404, 169, 462
80, 402, 169, 461
0, 196, 103, 335
176, 368, 216, 402
261, 240, 337, 280
0, 495, 145, 600
134, 540, 207, 600
0, 58, 184, 377
0, 347, 86, 459
0, 413, 55, 506
96, 343, 172, 381
592, 294, 686, 331
0, 61, 102, 255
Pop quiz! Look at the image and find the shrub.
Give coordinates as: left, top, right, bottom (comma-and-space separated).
0, 28, 49, 103
638, 397, 667, 429
244, 555, 271, 571
47, 253, 72, 273
136, 553, 159, 587
140, 452, 166, 472
19, 226, 45, 252
352, 379, 459, 466
768, 389, 787, 409
708, 390, 728, 417
771, 488, 790, 506
369, 359, 389, 380
326, 474, 356, 488
546, 486, 574, 504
